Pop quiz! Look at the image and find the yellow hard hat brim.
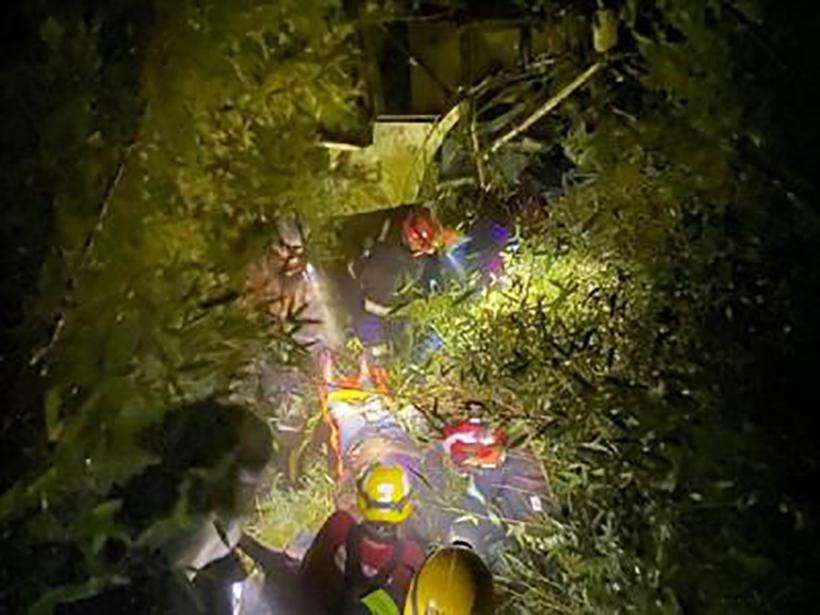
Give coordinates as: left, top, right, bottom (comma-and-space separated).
358, 493, 413, 524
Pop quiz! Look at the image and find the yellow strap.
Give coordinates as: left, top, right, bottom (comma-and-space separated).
361, 588, 400, 615
327, 388, 376, 404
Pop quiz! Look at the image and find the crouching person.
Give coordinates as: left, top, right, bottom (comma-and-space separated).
300, 463, 426, 614
421, 418, 555, 570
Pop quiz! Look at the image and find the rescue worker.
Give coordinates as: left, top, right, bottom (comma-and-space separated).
334, 207, 509, 368
300, 463, 426, 614
241, 217, 343, 482
110, 401, 272, 614
408, 218, 510, 366
404, 546, 495, 615
244, 217, 342, 352
117, 400, 272, 577
419, 417, 554, 570
342, 206, 458, 358
172, 532, 320, 614
233, 532, 320, 614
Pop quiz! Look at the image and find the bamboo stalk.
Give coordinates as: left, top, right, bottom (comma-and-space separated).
469, 100, 488, 190
489, 62, 604, 154
30, 142, 136, 368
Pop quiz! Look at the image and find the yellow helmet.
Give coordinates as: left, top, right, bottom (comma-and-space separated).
404, 547, 495, 615
356, 463, 413, 524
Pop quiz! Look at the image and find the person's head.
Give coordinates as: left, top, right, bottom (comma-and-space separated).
362, 521, 399, 542
244, 218, 317, 328
356, 462, 413, 525
442, 418, 507, 469
271, 243, 304, 277
271, 219, 306, 277
404, 546, 495, 615
401, 208, 445, 256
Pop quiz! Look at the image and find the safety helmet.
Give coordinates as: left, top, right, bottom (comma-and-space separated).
356, 463, 413, 524
401, 209, 444, 256
442, 419, 507, 469
404, 547, 495, 615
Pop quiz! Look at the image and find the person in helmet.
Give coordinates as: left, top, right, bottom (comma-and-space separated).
417, 417, 555, 570
337, 205, 458, 357
300, 462, 426, 614
400, 209, 456, 257
404, 546, 495, 615
245, 219, 310, 325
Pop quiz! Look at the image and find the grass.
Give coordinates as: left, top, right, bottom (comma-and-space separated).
245, 453, 336, 551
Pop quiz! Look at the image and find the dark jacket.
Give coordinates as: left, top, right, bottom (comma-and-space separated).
300, 511, 425, 613
414, 444, 553, 570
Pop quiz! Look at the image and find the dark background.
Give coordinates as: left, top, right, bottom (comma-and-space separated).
2, 0, 820, 612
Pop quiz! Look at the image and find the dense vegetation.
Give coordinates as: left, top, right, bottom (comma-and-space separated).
2, 0, 820, 612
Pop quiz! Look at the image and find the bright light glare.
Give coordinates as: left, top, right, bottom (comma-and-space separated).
231, 581, 243, 615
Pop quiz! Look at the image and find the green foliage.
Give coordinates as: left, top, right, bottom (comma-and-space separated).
3, 0, 820, 612
246, 457, 336, 550
389, 1, 820, 611
1, 0, 375, 610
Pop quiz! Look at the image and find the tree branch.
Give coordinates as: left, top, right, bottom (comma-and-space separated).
489, 62, 604, 154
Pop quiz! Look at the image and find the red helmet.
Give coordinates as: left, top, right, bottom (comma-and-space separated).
442, 419, 508, 469
401, 210, 443, 256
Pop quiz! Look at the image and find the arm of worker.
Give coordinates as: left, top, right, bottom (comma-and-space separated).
238, 532, 299, 577
299, 510, 355, 583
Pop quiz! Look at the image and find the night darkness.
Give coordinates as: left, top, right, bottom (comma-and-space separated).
2, 1, 820, 613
